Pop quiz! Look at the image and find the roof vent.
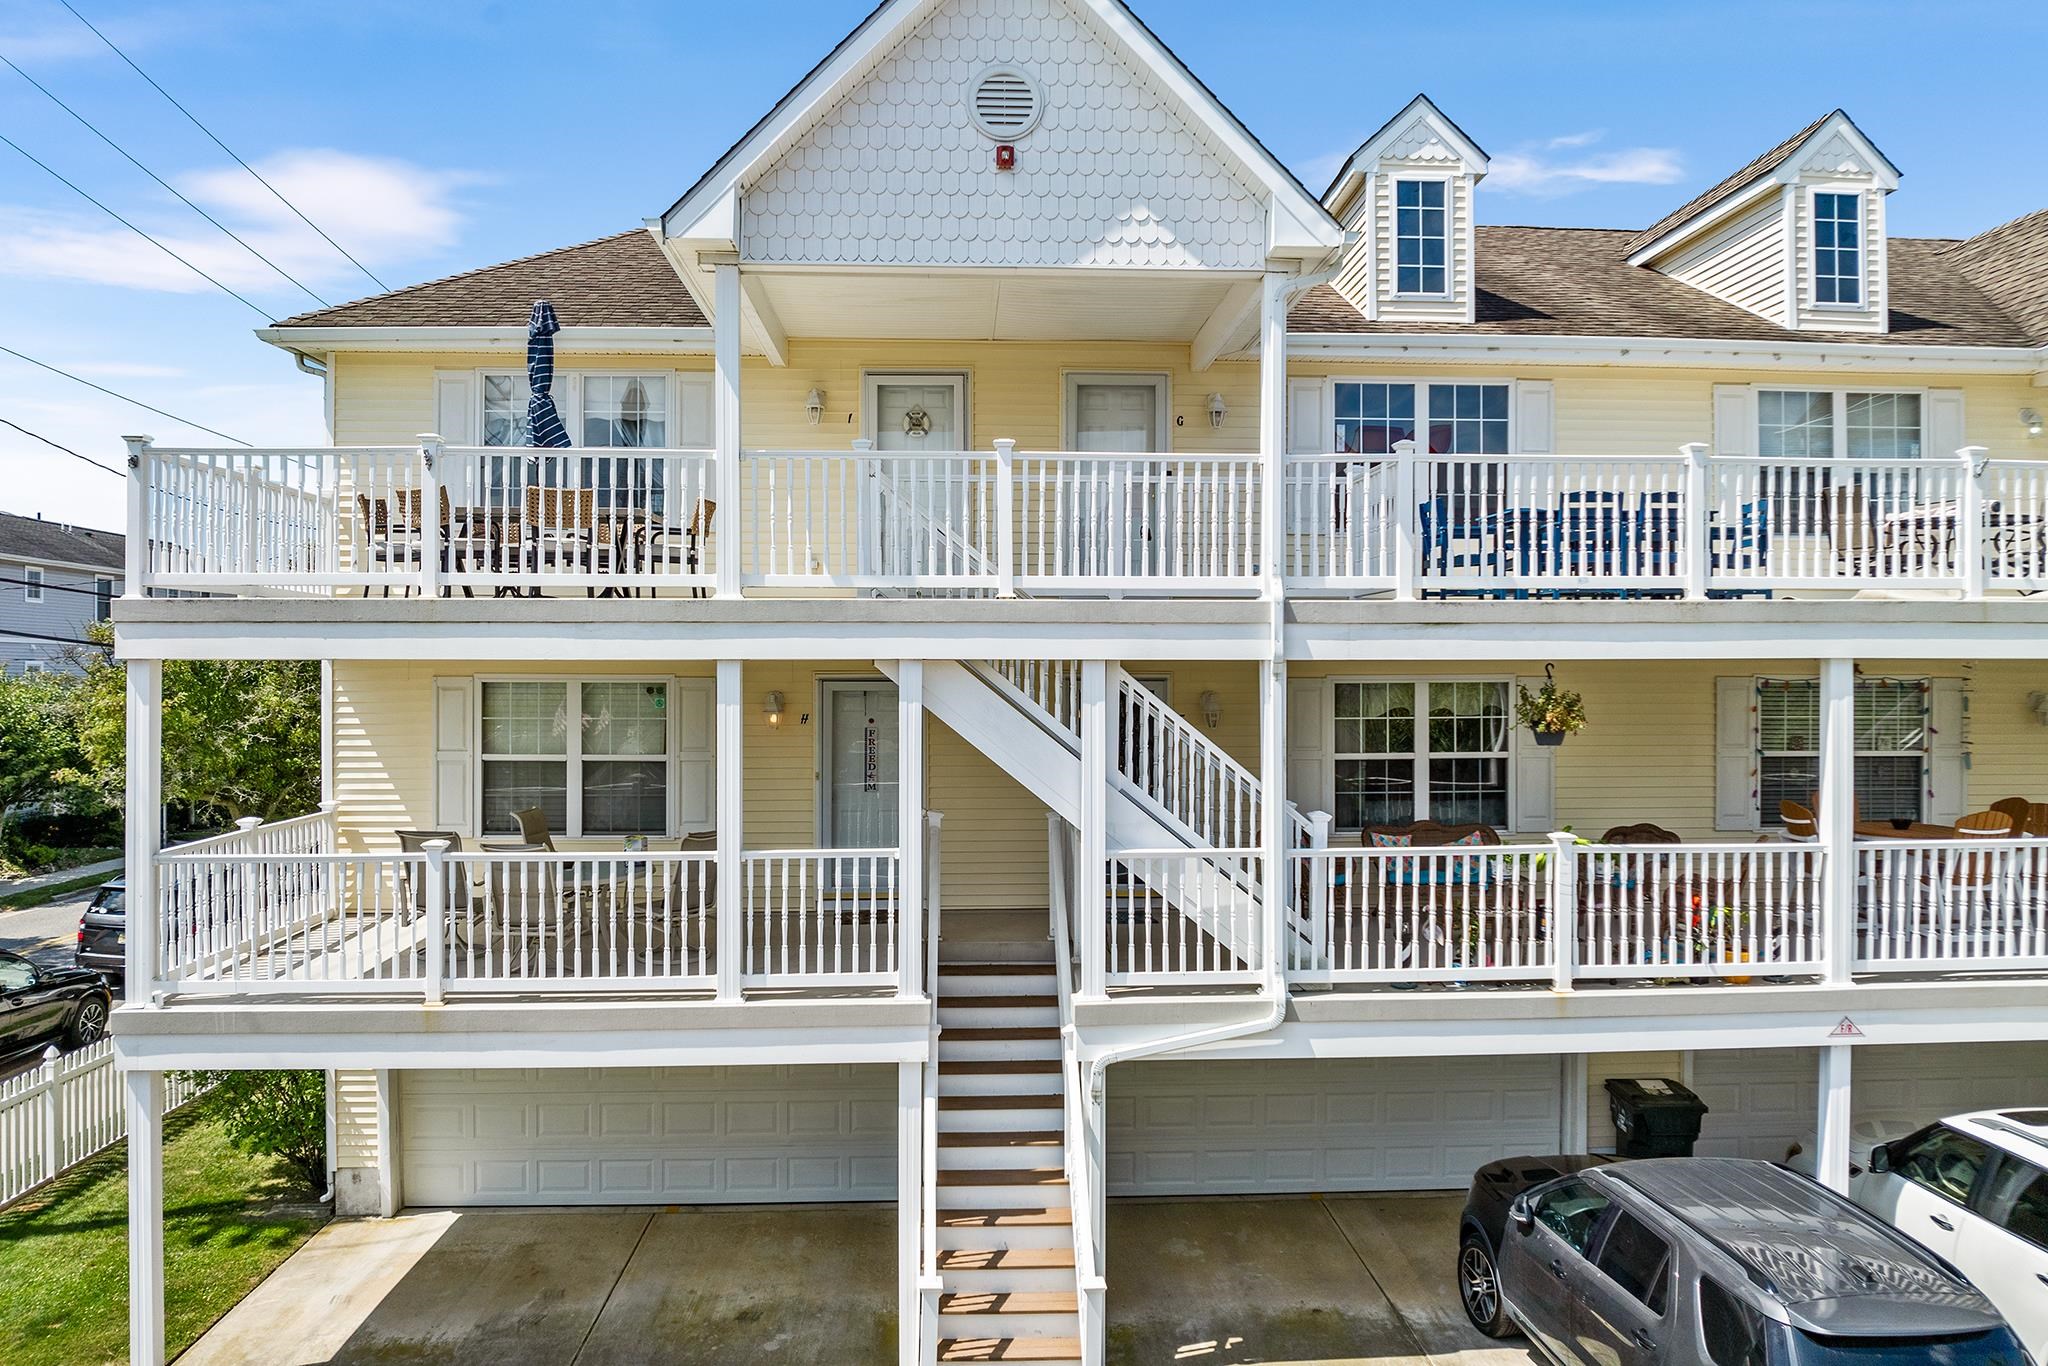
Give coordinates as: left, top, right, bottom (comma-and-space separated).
970, 67, 1041, 141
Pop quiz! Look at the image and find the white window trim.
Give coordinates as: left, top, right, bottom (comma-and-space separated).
1806, 185, 1868, 312
1329, 675, 1515, 831
1061, 372, 1172, 453
475, 369, 687, 448
474, 674, 681, 840
1390, 173, 1455, 301
1320, 376, 1524, 453
22, 567, 43, 603
861, 372, 974, 450
813, 676, 902, 850
1754, 674, 1929, 826
20, 660, 45, 675
1752, 384, 1928, 460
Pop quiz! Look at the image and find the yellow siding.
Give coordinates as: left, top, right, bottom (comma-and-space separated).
334, 1068, 380, 1169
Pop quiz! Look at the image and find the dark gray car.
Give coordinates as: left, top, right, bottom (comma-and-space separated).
75, 877, 124, 986
1461, 1156, 2031, 1366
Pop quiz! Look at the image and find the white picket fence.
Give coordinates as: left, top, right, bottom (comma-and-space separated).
0, 1040, 211, 1209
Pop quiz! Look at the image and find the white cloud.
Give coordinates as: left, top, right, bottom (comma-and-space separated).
0, 149, 472, 298
1485, 133, 1684, 197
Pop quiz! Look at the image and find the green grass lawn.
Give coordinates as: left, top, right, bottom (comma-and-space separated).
0, 1106, 328, 1366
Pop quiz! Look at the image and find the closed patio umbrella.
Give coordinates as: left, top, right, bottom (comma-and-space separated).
525, 300, 571, 450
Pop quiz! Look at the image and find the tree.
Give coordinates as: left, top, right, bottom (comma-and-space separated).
71, 623, 322, 824
0, 668, 101, 848
180, 1070, 327, 1195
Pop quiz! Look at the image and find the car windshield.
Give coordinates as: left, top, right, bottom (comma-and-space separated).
1775, 1328, 2028, 1366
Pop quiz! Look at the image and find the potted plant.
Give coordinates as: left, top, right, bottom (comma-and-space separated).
1516, 666, 1587, 748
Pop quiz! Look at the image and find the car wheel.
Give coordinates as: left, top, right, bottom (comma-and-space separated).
66, 995, 109, 1047
1458, 1232, 1512, 1338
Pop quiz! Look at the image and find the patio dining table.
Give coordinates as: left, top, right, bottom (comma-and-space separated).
1853, 821, 1960, 840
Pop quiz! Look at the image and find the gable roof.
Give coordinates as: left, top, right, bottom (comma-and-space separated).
1944, 208, 2048, 346
0, 511, 124, 572
274, 230, 705, 330
659, 0, 1343, 257
1321, 93, 1490, 205
1291, 225, 2036, 349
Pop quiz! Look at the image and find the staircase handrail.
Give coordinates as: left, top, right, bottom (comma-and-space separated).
1049, 813, 1105, 1365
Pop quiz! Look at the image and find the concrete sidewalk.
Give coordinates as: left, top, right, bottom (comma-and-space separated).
0, 856, 120, 900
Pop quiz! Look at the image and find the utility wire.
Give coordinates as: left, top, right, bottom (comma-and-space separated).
0, 573, 117, 599
0, 48, 328, 308
56, 0, 388, 293
0, 416, 126, 477
0, 347, 250, 447
0, 129, 272, 321
0, 625, 111, 648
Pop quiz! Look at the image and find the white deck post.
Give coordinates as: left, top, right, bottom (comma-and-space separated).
1078, 660, 1109, 998
1259, 270, 1287, 597
897, 661, 926, 1000
1550, 832, 1580, 992
422, 840, 448, 1005
417, 434, 444, 598
853, 439, 880, 582
1259, 657, 1287, 983
1958, 445, 1988, 598
123, 435, 154, 594
1681, 442, 1711, 600
1393, 440, 1420, 601
993, 439, 1018, 597
126, 658, 162, 1002
895, 1057, 922, 1366
1307, 810, 1333, 967
715, 660, 744, 999
126, 1067, 166, 1366
713, 260, 744, 599
1816, 1043, 1854, 1193
1819, 658, 1856, 984
1560, 1053, 1591, 1153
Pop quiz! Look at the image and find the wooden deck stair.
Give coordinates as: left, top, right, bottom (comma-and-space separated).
931, 951, 1080, 1366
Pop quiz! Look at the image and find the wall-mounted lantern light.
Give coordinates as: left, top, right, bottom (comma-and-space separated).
805, 388, 826, 426
763, 691, 786, 727
1199, 690, 1223, 728
1207, 393, 1229, 430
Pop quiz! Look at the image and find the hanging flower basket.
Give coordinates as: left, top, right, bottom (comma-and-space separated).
1517, 666, 1587, 748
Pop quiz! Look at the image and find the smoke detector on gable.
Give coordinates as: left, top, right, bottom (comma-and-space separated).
970, 67, 1042, 142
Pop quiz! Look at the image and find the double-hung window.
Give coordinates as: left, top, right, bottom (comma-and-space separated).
1394, 179, 1448, 296
1332, 680, 1510, 830
1757, 388, 1922, 531
1812, 192, 1862, 305
1756, 677, 1926, 825
22, 568, 43, 603
481, 371, 674, 508
479, 679, 672, 838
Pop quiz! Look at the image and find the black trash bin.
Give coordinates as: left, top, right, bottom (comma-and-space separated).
1605, 1077, 1708, 1158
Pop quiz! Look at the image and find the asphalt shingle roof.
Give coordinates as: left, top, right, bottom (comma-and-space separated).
1621, 111, 1837, 257
1945, 208, 2048, 347
275, 230, 707, 329
0, 510, 124, 572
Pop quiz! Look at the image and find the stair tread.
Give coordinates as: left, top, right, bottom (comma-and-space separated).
939, 995, 1058, 1008
939, 1291, 1080, 1314
938, 1167, 1067, 1186
939, 1059, 1060, 1074
946, 1027, 1060, 1041
936, 1248, 1076, 1271
940, 1095, 1062, 1110
936, 1338, 1081, 1362
939, 964, 1057, 976
937, 1208, 1072, 1227
938, 1130, 1062, 1147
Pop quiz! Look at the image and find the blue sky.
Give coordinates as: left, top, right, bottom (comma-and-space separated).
2, 0, 2042, 526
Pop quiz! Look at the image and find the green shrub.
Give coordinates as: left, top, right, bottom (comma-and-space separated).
177, 1071, 327, 1196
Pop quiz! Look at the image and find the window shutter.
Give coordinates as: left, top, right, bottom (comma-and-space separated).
1511, 675, 1556, 833
1285, 677, 1330, 818
1924, 388, 1965, 460
676, 375, 714, 448
1514, 381, 1554, 454
431, 678, 473, 835
1927, 677, 1967, 825
1715, 676, 1759, 831
1286, 378, 1325, 454
433, 370, 477, 505
1712, 385, 1753, 456
674, 678, 716, 835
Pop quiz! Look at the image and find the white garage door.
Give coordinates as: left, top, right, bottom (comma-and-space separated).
1106, 1056, 1563, 1196
400, 1066, 896, 1207
1693, 1043, 2048, 1163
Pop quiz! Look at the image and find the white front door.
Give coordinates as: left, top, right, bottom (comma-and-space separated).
821, 682, 899, 849
1069, 374, 1170, 578
867, 375, 966, 452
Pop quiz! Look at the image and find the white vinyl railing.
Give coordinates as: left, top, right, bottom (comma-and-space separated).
1013, 452, 1261, 590
1982, 459, 2048, 592
157, 851, 425, 992
1281, 454, 1400, 590
1855, 837, 2048, 972
1569, 842, 1824, 980
1049, 816, 1107, 1366
1419, 454, 1693, 595
441, 851, 716, 990
743, 448, 997, 589
0, 1040, 210, 1209
1104, 848, 1264, 985
740, 849, 901, 988
1706, 452, 1972, 592
1286, 845, 1549, 984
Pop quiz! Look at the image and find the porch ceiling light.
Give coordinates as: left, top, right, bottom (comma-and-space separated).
1207, 392, 1229, 429
763, 691, 786, 727
2023, 408, 2044, 439
1200, 691, 1222, 728
805, 388, 826, 426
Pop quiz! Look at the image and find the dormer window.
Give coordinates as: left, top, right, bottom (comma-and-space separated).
1812, 191, 1863, 305
1395, 179, 1449, 296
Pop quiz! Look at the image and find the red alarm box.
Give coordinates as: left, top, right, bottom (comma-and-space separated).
995, 144, 1016, 171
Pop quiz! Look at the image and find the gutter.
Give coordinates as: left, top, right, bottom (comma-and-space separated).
1287, 330, 2048, 375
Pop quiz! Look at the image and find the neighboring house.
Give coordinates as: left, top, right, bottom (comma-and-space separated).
0, 510, 121, 675
109, 5, 2048, 1365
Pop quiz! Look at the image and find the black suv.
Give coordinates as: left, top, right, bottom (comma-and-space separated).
1459, 1155, 2031, 1366
75, 877, 125, 987
0, 949, 111, 1054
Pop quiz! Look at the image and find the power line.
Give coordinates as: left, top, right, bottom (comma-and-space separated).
0, 129, 272, 321
55, 0, 389, 294
0, 48, 328, 308
0, 347, 250, 447
0, 573, 117, 599
0, 625, 110, 649
0, 416, 125, 478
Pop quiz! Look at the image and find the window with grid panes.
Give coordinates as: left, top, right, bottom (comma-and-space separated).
1813, 192, 1862, 305
480, 679, 671, 837
1758, 389, 1923, 531
1757, 678, 1925, 826
1395, 179, 1448, 295
1332, 680, 1510, 830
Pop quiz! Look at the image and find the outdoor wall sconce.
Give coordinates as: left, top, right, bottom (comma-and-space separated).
1200, 690, 1222, 728
763, 691, 786, 727
1207, 393, 1229, 429
2023, 408, 2043, 439
805, 388, 826, 426
2030, 692, 2048, 726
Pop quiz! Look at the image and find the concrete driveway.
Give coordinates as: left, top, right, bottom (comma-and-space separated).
1107, 1193, 1541, 1366
177, 1204, 895, 1366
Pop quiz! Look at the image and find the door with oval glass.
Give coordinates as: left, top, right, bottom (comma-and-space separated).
1069, 374, 1170, 580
